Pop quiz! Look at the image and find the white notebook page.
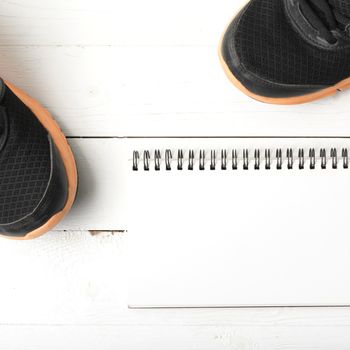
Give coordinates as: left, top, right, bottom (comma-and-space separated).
128, 138, 350, 308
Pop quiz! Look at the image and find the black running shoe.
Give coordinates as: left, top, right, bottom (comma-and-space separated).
220, 0, 350, 104
0, 80, 77, 239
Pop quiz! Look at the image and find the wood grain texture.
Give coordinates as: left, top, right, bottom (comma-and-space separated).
2, 230, 350, 324
0, 47, 349, 137
2, 229, 350, 350
1, 0, 350, 348
57, 138, 127, 230
2, 324, 350, 350
0, 0, 238, 47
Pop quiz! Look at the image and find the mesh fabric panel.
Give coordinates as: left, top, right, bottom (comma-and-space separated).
0, 87, 51, 224
234, 0, 350, 85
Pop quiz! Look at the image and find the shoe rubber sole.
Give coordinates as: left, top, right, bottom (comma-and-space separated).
3, 81, 78, 240
218, 2, 350, 105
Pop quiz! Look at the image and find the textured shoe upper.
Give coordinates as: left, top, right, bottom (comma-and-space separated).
0, 82, 51, 225
331, 0, 350, 18
233, 0, 350, 86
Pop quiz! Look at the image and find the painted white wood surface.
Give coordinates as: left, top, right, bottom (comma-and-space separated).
6, 142, 350, 348
0, 0, 239, 47
56, 139, 127, 230
1, 324, 350, 350
3, 229, 350, 350
1, 0, 350, 348
1, 46, 350, 137
0, 1, 349, 137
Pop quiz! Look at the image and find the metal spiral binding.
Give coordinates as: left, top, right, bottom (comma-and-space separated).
243, 149, 249, 170
221, 150, 227, 170
199, 150, 205, 171
154, 150, 161, 171
265, 149, 271, 170
188, 150, 195, 171
331, 148, 337, 169
165, 150, 172, 171
143, 151, 150, 171
309, 148, 316, 169
232, 149, 238, 170
287, 149, 293, 169
210, 150, 216, 170
178, 150, 184, 170
343, 149, 349, 169
320, 149, 327, 169
299, 149, 304, 169
132, 148, 350, 171
254, 150, 260, 170
133, 151, 139, 171
276, 149, 282, 170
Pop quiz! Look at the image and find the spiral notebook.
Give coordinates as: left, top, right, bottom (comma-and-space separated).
127, 138, 350, 308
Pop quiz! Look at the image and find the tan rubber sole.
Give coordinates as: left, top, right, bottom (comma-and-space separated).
3, 81, 78, 240
218, 3, 350, 105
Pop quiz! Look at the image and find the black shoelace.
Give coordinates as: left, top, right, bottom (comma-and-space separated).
299, 0, 350, 44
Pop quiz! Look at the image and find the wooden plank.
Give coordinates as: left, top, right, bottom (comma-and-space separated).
0, 0, 239, 46
0, 230, 127, 324
2, 229, 350, 328
56, 138, 127, 230
1, 1, 350, 343
1, 46, 350, 137
1, 324, 350, 350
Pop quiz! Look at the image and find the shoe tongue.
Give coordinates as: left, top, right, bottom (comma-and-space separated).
329, 0, 350, 18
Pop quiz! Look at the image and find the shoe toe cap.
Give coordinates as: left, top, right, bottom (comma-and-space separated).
0, 137, 68, 238
221, 1, 329, 99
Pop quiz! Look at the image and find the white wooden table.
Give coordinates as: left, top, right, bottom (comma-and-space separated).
1, 0, 350, 348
